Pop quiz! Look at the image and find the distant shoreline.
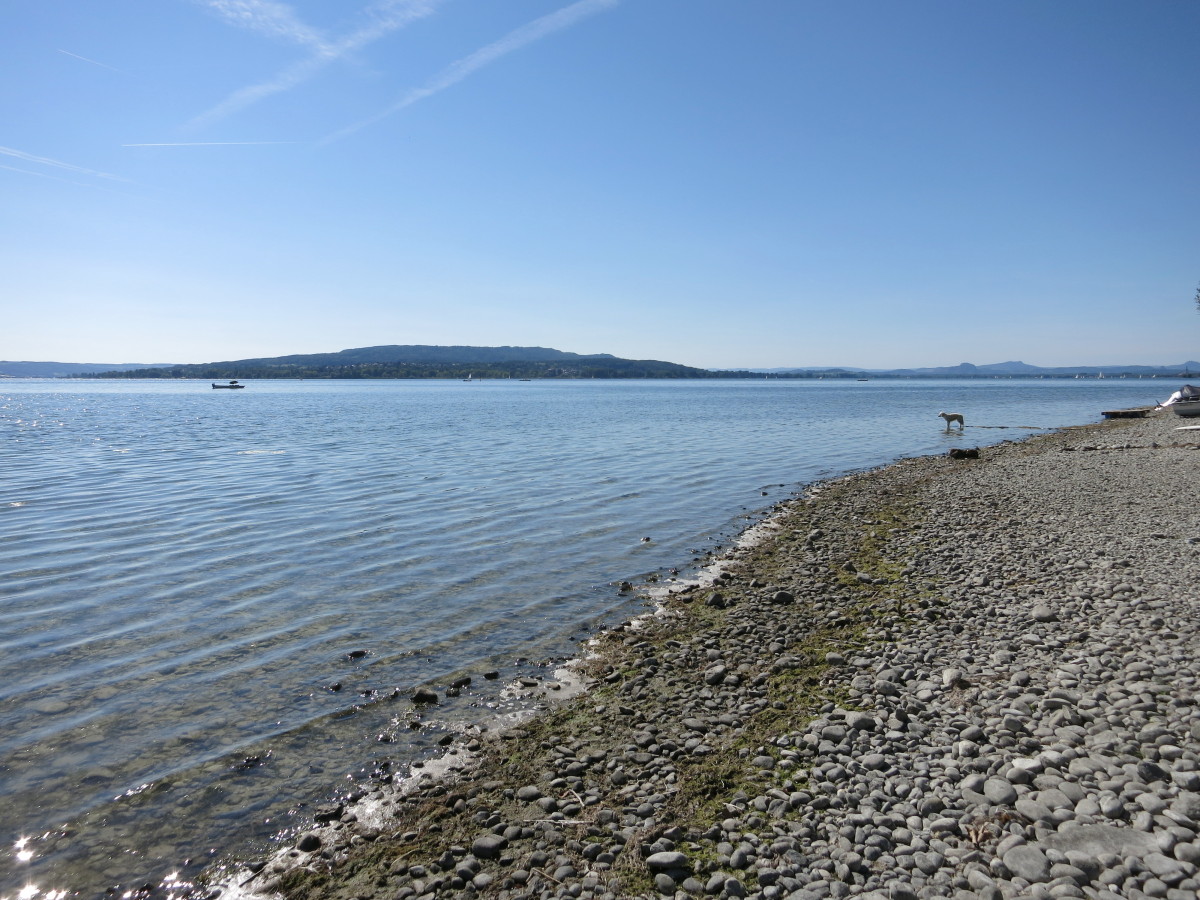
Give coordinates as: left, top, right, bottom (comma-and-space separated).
54, 371, 1200, 381
4, 341, 1198, 382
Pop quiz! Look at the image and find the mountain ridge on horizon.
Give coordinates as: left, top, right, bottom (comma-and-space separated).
747, 359, 1200, 376
1, 345, 1198, 379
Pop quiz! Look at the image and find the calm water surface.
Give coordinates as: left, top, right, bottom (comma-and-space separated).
0, 377, 1167, 896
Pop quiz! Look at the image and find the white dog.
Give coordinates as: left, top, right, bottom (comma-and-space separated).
938, 411, 965, 430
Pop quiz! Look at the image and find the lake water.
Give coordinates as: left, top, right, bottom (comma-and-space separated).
0, 377, 1168, 897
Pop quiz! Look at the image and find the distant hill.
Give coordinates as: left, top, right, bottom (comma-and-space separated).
888, 360, 1200, 377
0, 361, 169, 377
749, 360, 1200, 378
214, 344, 621, 367
80, 345, 735, 380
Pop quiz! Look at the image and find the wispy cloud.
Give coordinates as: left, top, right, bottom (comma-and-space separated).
122, 141, 300, 147
58, 49, 122, 72
188, 0, 441, 129
0, 145, 124, 181
322, 0, 620, 144
192, 0, 329, 50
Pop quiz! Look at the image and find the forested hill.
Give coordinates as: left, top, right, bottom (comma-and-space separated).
218, 345, 619, 367
88, 345, 746, 380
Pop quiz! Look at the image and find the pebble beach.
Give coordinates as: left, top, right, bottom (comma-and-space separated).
221, 411, 1200, 900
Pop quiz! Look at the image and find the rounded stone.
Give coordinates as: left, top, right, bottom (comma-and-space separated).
1172, 792, 1200, 820
470, 833, 507, 859
1175, 841, 1200, 865
1031, 604, 1057, 622
515, 785, 543, 801
295, 832, 321, 853
862, 753, 888, 771
645, 851, 688, 872
1003, 844, 1051, 882
984, 778, 1018, 805
1137, 792, 1168, 814
411, 687, 439, 704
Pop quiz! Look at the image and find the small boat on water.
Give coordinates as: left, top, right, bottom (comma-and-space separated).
212, 380, 245, 389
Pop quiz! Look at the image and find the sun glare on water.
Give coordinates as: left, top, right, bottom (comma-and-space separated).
12, 887, 68, 900
5, 839, 67, 900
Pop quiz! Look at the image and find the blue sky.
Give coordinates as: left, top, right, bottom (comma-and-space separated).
4, 0, 1198, 369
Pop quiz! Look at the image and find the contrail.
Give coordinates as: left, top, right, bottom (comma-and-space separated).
58, 49, 121, 71
0, 162, 131, 193
1, 162, 62, 179
188, 0, 441, 129
122, 141, 301, 147
322, 0, 620, 144
0, 145, 123, 180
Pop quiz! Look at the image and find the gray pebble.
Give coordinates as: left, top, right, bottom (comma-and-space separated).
470, 833, 507, 859
645, 851, 688, 872
1003, 844, 1052, 882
